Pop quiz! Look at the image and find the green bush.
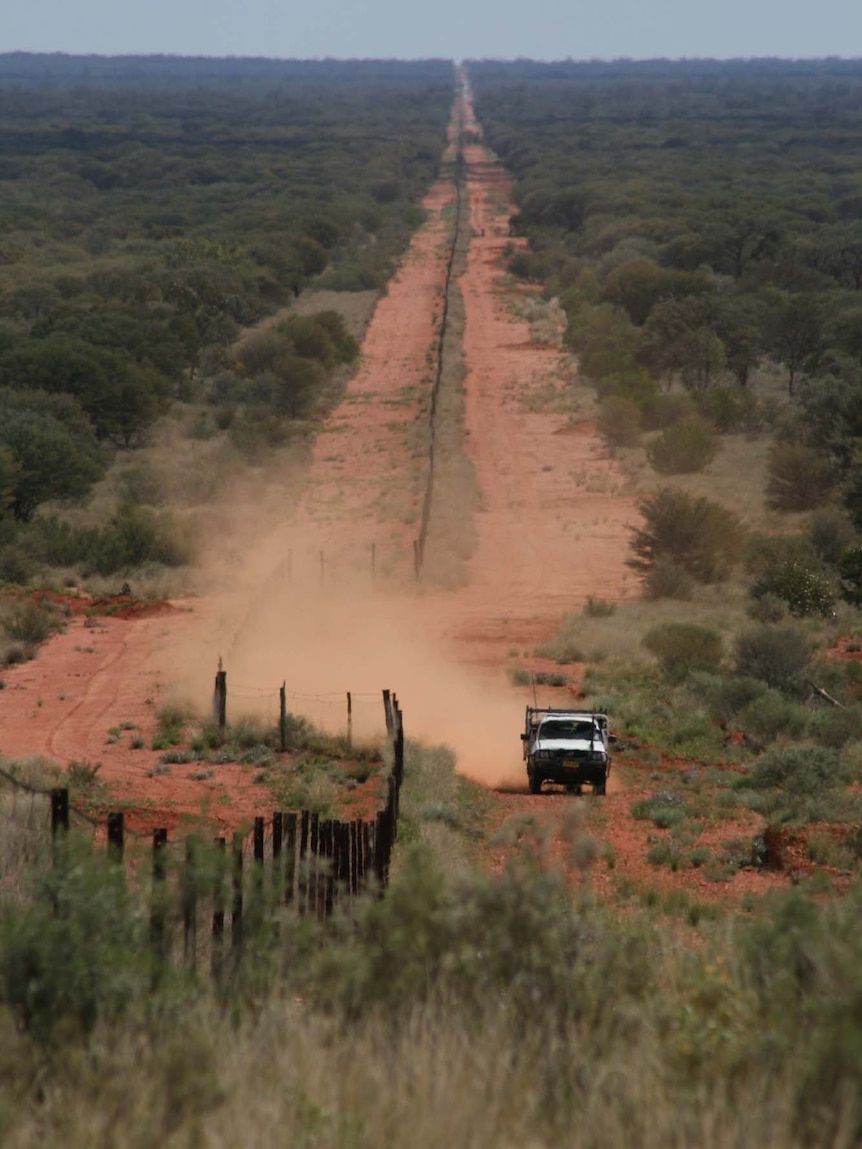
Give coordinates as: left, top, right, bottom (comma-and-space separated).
809, 707, 862, 750
643, 623, 723, 681
809, 507, 856, 566
751, 561, 836, 618
687, 673, 767, 726
597, 396, 641, 448
746, 593, 786, 623
766, 443, 834, 512
0, 841, 148, 1040
647, 416, 717, 474
1, 601, 62, 645
629, 488, 746, 583
737, 690, 808, 744
752, 745, 849, 797
695, 386, 758, 433
643, 556, 694, 600
734, 625, 813, 695
838, 545, 862, 606
640, 391, 695, 430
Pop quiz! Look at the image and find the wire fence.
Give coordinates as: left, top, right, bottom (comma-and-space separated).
0, 687, 406, 969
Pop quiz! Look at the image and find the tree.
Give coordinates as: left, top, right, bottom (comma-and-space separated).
766, 291, 825, 394
765, 443, 834, 512
628, 488, 745, 584
0, 390, 104, 521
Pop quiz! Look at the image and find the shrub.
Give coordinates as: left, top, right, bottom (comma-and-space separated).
643, 623, 723, 681
695, 386, 758, 433
734, 625, 813, 695
643, 556, 693, 600
647, 416, 717, 474
583, 595, 616, 618
629, 488, 746, 583
746, 593, 786, 623
0, 544, 36, 585
766, 443, 834, 512
737, 690, 808, 744
640, 391, 695, 430
597, 396, 641, 448
1, 601, 62, 645
751, 561, 836, 618
688, 673, 767, 726
809, 707, 862, 750
809, 507, 855, 566
752, 745, 849, 797
745, 532, 820, 581
838, 546, 862, 606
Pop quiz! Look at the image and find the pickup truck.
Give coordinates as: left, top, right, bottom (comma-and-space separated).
521, 707, 612, 795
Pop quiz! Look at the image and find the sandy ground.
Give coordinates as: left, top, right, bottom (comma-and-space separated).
0, 86, 801, 902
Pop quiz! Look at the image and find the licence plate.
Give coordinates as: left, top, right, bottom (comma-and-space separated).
564, 760, 582, 770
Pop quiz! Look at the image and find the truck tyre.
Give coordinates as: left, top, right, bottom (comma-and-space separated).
594, 779, 607, 796
529, 771, 542, 795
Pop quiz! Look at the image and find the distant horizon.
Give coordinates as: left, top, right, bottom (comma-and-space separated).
4, 0, 861, 65
3, 49, 862, 64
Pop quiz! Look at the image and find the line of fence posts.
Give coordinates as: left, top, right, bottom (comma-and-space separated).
45, 687, 405, 969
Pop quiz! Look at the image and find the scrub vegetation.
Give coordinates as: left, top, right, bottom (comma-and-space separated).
0, 54, 453, 584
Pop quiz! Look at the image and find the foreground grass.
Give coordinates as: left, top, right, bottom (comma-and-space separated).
2, 741, 862, 1147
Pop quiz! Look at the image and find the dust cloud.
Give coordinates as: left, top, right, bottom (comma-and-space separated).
177, 552, 527, 790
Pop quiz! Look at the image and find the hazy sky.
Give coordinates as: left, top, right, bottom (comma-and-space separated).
3, 0, 862, 61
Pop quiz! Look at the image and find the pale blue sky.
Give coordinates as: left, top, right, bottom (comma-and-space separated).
3, 0, 861, 61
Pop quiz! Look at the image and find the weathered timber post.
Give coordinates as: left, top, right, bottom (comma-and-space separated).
347, 692, 353, 747
214, 664, 227, 736
279, 683, 287, 753
51, 788, 69, 841
309, 813, 320, 917
382, 689, 393, 735
231, 832, 243, 949
107, 811, 124, 861
150, 828, 168, 964
298, 811, 309, 914
284, 812, 297, 906
211, 837, 226, 979
413, 539, 421, 580
183, 837, 198, 970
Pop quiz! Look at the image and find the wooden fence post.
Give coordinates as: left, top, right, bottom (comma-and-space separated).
279, 683, 287, 753
183, 837, 198, 970
231, 832, 243, 948
150, 828, 168, 962
298, 811, 309, 914
107, 811, 124, 861
382, 689, 393, 735
347, 692, 353, 747
212, 837, 226, 979
284, 813, 297, 906
309, 813, 320, 917
50, 788, 69, 840
214, 666, 227, 735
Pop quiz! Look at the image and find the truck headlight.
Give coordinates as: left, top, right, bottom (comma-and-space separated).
588, 751, 606, 764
